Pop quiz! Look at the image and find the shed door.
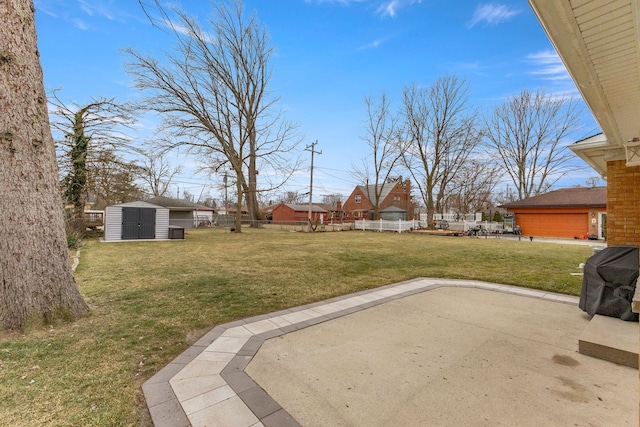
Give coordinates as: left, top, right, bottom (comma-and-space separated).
122, 207, 156, 239
138, 208, 156, 239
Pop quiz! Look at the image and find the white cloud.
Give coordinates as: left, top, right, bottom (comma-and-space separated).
34, 0, 60, 18
78, 0, 115, 20
468, 3, 521, 28
377, 0, 400, 17
525, 50, 582, 101
304, 0, 368, 4
303, 0, 421, 18
358, 34, 393, 50
376, 0, 422, 18
159, 19, 216, 43
74, 19, 89, 31
527, 50, 571, 81
35, 0, 132, 29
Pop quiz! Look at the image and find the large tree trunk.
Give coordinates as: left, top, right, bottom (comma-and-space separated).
0, 0, 89, 330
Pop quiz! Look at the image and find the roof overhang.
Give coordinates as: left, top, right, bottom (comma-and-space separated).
528, 0, 640, 176
569, 134, 625, 177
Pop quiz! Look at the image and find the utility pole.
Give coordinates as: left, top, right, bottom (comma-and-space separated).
305, 140, 321, 230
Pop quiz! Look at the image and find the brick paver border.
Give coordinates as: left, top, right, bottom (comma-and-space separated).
142, 278, 579, 427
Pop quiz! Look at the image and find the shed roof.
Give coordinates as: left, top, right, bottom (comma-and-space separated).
501, 187, 606, 209
146, 196, 213, 211
109, 201, 165, 209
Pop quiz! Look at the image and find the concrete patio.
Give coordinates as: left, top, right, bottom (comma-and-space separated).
143, 278, 637, 426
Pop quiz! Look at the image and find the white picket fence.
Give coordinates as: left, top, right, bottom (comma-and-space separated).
432, 213, 482, 222
355, 218, 504, 234
356, 219, 421, 233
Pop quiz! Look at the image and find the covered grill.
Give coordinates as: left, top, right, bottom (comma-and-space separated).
579, 246, 639, 321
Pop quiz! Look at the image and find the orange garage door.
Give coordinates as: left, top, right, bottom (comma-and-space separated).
515, 213, 588, 238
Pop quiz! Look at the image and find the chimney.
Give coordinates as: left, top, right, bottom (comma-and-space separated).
404, 180, 412, 219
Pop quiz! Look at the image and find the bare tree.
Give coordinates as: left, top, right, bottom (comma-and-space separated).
585, 176, 604, 188
321, 193, 343, 207
279, 190, 306, 204
182, 189, 195, 203
200, 195, 217, 209
125, 0, 300, 232
0, 0, 88, 330
493, 185, 517, 207
446, 159, 499, 217
353, 92, 404, 219
484, 89, 583, 199
50, 92, 134, 217
135, 147, 182, 197
90, 150, 144, 208
401, 75, 481, 226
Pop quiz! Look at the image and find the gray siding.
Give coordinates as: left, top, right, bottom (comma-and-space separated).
104, 205, 123, 241
155, 209, 170, 239
169, 211, 195, 228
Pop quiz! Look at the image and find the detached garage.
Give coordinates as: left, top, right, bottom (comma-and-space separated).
271, 203, 328, 223
104, 201, 170, 241
501, 187, 606, 239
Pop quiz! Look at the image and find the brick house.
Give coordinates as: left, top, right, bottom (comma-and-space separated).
501, 187, 606, 239
343, 180, 413, 221
271, 203, 328, 224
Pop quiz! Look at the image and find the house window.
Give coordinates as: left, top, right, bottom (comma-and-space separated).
394, 195, 400, 202
355, 195, 361, 203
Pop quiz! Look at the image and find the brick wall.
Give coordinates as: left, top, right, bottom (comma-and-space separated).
607, 160, 640, 246
343, 186, 372, 220
272, 204, 325, 223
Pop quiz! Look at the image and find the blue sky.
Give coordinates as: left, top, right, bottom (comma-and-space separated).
34, 0, 602, 203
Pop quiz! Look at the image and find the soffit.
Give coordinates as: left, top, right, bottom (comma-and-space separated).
528, 0, 640, 147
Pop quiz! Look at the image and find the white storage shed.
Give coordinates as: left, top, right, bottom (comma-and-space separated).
104, 201, 170, 241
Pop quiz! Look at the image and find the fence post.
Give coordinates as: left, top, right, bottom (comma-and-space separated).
398, 218, 402, 233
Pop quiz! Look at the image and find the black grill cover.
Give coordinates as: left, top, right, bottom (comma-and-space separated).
579, 246, 639, 321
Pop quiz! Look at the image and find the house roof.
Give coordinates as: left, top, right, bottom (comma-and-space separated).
380, 205, 407, 213
501, 187, 606, 209
282, 204, 328, 213
146, 196, 213, 211
358, 183, 396, 202
528, 0, 640, 176
314, 203, 338, 212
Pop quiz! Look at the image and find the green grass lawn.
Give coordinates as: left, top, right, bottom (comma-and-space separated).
0, 228, 594, 426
